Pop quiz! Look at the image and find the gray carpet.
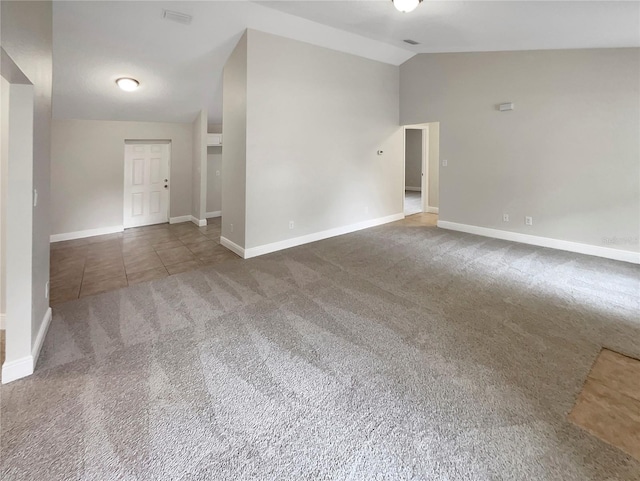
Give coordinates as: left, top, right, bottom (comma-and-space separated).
2, 219, 640, 480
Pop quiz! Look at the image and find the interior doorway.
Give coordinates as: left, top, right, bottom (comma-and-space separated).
403, 122, 440, 218
123, 142, 171, 228
404, 127, 426, 216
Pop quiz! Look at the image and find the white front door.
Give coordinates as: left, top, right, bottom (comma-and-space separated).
123, 143, 170, 228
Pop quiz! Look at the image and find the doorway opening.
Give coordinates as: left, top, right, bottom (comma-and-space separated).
403, 122, 440, 219
123, 141, 171, 228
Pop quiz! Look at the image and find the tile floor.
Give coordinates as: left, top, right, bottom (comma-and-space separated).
569, 348, 640, 460
49, 218, 237, 305
403, 211, 438, 227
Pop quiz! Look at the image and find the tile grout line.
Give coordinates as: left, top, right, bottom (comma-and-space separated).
585, 376, 640, 404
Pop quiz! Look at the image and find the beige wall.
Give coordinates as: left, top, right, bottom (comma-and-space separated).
1, 0, 53, 356
400, 48, 640, 253
221, 32, 248, 247
405, 129, 422, 189
243, 29, 403, 249
51, 119, 193, 235
191, 109, 208, 223
207, 148, 222, 214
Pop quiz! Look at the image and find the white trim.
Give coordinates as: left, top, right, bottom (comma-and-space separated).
169, 215, 191, 224
220, 237, 245, 258
437, 221, 640, 264
191, 216, 207, 227
0, 313, 4, 330
244, 213, 404, 259
31, 307, 52, 370
50, 225, 123, 243
171, 215, 206, 226
1, 307, 51, 384
206, 210, 222, 219
2, 356, 32, 384
405, 186, 421, 192
427, 206, 439, 214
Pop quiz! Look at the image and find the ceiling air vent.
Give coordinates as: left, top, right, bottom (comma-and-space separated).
403, 39, 420, 45
162, 9, 193, 25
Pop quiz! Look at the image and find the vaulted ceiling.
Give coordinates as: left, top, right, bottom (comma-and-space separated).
52, 1, 640, 125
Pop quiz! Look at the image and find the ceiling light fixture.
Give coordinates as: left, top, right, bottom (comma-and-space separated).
116, 77, 140, 91
392, 0, 422, 13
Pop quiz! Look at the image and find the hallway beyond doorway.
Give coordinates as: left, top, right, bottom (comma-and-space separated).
404, 190, 422, 216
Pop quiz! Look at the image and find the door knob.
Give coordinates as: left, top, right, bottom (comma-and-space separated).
164, 185, 168, 189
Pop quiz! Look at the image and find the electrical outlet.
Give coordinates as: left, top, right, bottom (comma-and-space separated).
45, 281, 49, 299
525, 216, 533, 226
216, 170, 220, 176
230, 223, 234, 233
289, 221, 295, 230
503, 214, 509, 222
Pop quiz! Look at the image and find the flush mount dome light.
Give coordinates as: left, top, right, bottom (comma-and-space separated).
392, 0, 422, 13
116, 77, 140, 91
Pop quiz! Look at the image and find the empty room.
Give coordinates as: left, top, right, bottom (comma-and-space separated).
1, 1, 639, 480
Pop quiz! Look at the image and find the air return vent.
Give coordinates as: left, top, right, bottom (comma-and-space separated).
403, 39, 420, 45
162, 9, 193, 25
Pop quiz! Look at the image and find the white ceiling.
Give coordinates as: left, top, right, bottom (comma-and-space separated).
52, 1, 640, 125
261, 1, 640, 54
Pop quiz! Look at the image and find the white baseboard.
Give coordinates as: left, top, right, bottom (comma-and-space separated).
2, 307, 51, 384
220, 237, 245, 258
50, 225, 123, 243
169, 215, 191, 224
191, 216, 207, 227
427, 206, 439, 214
169, 215, 206, 226
244, 213, 404, 259
32, 307, 52, 370
206, 211, 222, 219
405, 186, 421, 192
437, 221, 640, 264
2, 356, 33, 384
0, 313, 4, 330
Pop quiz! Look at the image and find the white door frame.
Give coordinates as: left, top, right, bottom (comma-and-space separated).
1, 49, 38, 383
402, 124, 430, 217
421, 125, 429, 213
123, 141, 171, 228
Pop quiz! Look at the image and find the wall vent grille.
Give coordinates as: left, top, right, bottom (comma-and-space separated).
162, 10, 193, 25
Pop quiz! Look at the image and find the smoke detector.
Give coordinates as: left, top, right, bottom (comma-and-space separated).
162, 9, 193, 25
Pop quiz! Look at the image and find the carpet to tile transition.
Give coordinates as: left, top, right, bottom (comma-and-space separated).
1, 219, 639, 480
